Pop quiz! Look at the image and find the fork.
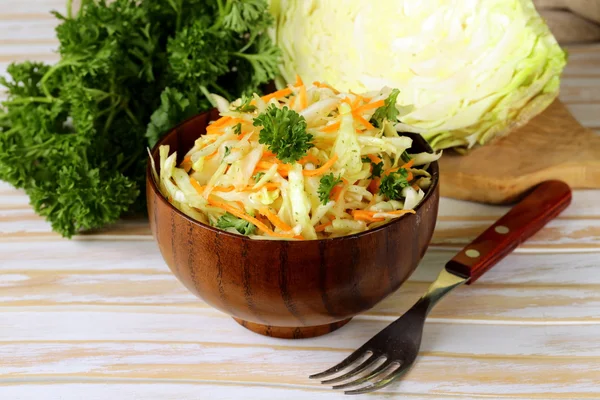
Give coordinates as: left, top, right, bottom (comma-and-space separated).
310, 180, 572, 395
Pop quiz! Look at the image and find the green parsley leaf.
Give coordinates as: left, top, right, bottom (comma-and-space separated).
254, 105, 313, 163
318, 173, 342, 205
233, 94, 257, 113
379, 169, 411, 200
370, 88, 401, 129
146, 88, 200, 147
253, 172, 265, 183
371, 161, 384, 178
224, 146, 231, 158
216, 212, 256, 235
233, 123, 242, 135
361, 156, 371, 163
400, 150, 412, 163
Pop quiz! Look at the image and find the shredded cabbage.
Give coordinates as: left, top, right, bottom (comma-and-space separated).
153, 81, 436, 240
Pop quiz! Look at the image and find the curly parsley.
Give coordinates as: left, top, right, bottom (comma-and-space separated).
370, 88, 401, 129
379, 169, 411, 200
254, 105, 313, 163
216, 212, 256, 235
318, 173, 343, 205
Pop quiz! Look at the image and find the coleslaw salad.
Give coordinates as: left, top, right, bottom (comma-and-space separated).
150, 78, 441, 240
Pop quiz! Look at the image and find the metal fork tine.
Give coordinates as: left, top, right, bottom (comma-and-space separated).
344, 361, 414, 395
331, 360, 394, 390
309, 349, 371, 380
320, 353, 380, 385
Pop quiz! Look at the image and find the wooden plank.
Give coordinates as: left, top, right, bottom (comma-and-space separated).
2, 259, 600, 322
0, 382, 511, 400
565, 103, 600, 127
1, 341, 599, 397
2, 241, 598, 285
559, 77, 600, 103
3, 308, 600, 355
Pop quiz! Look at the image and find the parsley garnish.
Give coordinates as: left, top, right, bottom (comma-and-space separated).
233, 95, 257, 113
253, 172, 265, 183
371, 161, 384, 178
233, 123, 242, 135
400, 150, 412, 163
216, 212, 256, 235
370, 89, 401, 129
224, 146, 231, 158
318, 173, 343, 205
379, 169, 411, 200
254, 105, 313, 164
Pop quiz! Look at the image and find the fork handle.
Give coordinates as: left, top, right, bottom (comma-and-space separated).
445, 180, 572, 284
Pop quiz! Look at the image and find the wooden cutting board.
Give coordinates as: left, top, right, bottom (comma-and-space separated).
439, 100, 600, 204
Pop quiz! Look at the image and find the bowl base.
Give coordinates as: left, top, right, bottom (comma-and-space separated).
233, 317, 352, 339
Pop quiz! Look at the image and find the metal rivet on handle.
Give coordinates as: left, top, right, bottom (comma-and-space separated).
465, 249, 480, 258
495, 225, 509, 234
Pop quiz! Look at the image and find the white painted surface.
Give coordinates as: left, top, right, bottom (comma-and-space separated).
1, 2, 600, 398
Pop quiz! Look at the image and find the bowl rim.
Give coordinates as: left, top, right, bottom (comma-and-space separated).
147, 110, 439, 243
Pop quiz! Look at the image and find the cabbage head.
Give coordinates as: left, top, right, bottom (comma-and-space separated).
269, 0, 566, 151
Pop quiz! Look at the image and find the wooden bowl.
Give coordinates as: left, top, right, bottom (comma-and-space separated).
146, 110, 440, 339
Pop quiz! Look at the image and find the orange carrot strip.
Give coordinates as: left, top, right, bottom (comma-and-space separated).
366, 154, 382, 164
407, 172, 414, 181
262, 150, 276, 158
190, 177, 204, 194
213, 186, 235, 193
181, 155, 193, 172
299, 85, 308, 109
261, 88, 292, 103
331, 185, 343, 201
351, 210, 385, 222
315, 221, 332, 232
385, 210, 416, 215
302, 154, 339, 176
205, 149, 220, 160
411, 183, 420, 191
207, 198, 277, 235
294, 75, 304, 87
402, 159, 415, 169
352, 112, 375, 130
260, 207, 293, 232
299, 154, 320, 165
321, 121, 341, 133
368, 178, 381, 194
289, 96, 296, 109
351, 95, 361, 109
353, 100, 385, 114
313, 81, 339, 94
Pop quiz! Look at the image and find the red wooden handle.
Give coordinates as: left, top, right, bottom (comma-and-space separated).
445, 180, 572, 284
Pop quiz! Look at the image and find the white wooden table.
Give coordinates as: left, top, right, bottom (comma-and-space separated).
2, 2, 600, 399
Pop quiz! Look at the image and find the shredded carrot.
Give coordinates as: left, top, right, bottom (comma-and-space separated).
351, 95, 362, 109
209, 116, 231, 128
289, 96, 296, 109
353, 100, 385, 114
294, 75, 304, 87
368, 178, 381, 194
299, 154, 320, 165
367, 154, 382, 164
351, 210, 385, 222
243, 182, 280, 192
299, 85, 308, 109
382, 210, 416, 216
321, 121, 341, 133
315, 221, 332, 232
213, 186, 235, 193
234, 201, 246, 211
402, 159, 415, 169
302, 154, 339, 176
331, 185, 343, 201
208, 197, 275, 235
352, 112, 375, 130
261, 88, 292, 103
181, 155, 193, 172
407, 172, 414, 181
411, 183, 420, 191
260, 207, 293, 232
190, 177, 204, 194
313, 81, 340, 94
342, 97, 353, 106
205, 149, 220, 160
262, 150, 276, 158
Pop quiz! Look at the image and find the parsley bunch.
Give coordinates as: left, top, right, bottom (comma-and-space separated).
0, 0, 280, 237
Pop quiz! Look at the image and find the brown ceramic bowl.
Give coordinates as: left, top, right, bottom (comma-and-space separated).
147, 109, 440, 339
